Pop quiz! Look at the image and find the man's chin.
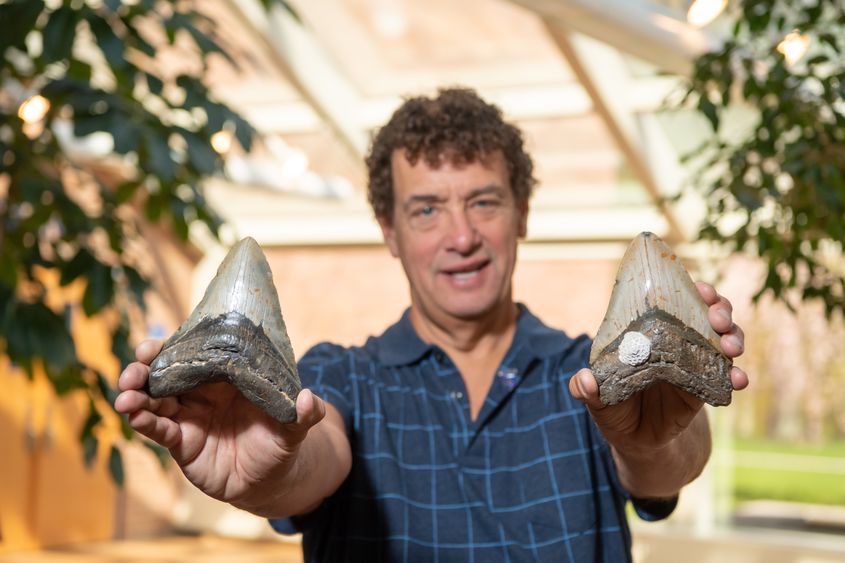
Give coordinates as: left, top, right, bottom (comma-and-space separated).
438, 297, 512, 322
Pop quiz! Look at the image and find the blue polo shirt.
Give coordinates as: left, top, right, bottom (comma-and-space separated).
271, 305, 676, 561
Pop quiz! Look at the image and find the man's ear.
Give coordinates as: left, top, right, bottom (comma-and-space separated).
377, 215, 400, 257
517, 202, 529, 239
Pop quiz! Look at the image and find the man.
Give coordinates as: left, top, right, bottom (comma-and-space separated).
116, 88, 748, 561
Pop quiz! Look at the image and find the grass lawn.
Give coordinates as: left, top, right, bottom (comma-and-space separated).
731, 438, 845, 506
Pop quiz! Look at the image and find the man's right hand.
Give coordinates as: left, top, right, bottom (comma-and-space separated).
114, 339, 350, 517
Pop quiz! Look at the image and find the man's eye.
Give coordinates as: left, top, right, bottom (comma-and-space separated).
473, 199, 499, 209
418, 206, 435, 216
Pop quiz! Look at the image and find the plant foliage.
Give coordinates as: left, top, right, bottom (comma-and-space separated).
0, 0, 289, 482
681, 0, 845, 316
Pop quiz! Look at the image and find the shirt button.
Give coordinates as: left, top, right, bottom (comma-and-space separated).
450, 391, 463, 400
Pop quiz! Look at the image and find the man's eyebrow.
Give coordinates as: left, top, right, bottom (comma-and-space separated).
467, 185, 506, 198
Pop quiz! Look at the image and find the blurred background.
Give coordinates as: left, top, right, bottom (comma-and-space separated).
1, 0, 844, 561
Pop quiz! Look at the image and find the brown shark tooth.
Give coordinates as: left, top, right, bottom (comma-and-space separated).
589, 232, 732, 407
148, 237, 301, 424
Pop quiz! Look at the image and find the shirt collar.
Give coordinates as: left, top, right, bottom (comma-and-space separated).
374, 304, 576, 366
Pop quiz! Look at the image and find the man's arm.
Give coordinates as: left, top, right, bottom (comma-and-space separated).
115, 340, 352, 519
569, 282, 748, 499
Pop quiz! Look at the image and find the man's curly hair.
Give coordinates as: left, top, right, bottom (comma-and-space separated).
366, 87, 536, 222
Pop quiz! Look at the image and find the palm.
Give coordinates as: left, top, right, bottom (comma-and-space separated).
589, 382, 703, 451
167, 382, 297, 503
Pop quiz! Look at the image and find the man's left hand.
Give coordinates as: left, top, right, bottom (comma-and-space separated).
569, 282, 748, 452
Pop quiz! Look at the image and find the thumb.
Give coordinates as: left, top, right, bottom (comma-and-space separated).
568, 368, 606, 411
279, 389, 327, 443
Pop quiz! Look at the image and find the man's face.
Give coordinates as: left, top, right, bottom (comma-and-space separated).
378, 150, 527, 323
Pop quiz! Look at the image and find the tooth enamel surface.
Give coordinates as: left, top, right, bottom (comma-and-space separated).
590, 231, 721, 364
589, 232, 733, 407
148, 237, 302, 424
617, 331, 651, 366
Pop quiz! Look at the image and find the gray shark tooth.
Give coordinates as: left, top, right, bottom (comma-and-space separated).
589, 232, 732, 407
148, 237, 301, 424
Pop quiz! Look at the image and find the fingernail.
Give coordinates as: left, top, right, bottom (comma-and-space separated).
717, 309, 731, 323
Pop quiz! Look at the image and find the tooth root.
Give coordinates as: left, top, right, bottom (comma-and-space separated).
147, 237, 301, 424
589, 232, 732, 406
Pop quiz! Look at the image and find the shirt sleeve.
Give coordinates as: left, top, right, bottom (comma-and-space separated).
571, 334, 679, 522
295, 342, 355, 430
269, 342, 354, 535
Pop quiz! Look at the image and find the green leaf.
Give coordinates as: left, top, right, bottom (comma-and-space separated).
110, 322, 133, 372
142, 131, 176, 181
67, 58, 93, 81
122, 265, 149, 305
104, 0, 123, 14
115, 181, 138, 204
146, 73, 164, 96
82, 261, 115, 316
109, 446, 125, 487
258, 0, 302, 23
82, 434, 99, 467
74, 112, 113, 138
119, 417, 134, 441
122, 22, 156, 57
41, 6, 80, 64
0, 251, 18, 289
2, 299, 78, 370
170, 198, 190, 240
231, 113, 255, 151
94, 370, 120, 406
699, 98, 720, 132
44, 363, 88, 395
86, 12, 126, 69
111, 118, 141, 155
181, 131, 218, 175
0, 0, 44, 52
79, 400, 103, 442
171, 14, 235, 66
61, 247, 96, 286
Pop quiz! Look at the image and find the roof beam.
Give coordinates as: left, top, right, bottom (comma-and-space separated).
543, 25, 693, 242
509, 0, 720, 75
226, 0, 369, 159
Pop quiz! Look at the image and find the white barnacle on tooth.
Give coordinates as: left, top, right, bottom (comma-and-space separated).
618, 331, 651, 366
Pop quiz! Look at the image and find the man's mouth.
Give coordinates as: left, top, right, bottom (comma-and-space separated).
443, 260, 489, 281
451, 270, 479, 281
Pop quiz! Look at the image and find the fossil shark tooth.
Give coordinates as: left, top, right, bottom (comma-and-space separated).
589, 232, 732, 406
147, 237, 301, 424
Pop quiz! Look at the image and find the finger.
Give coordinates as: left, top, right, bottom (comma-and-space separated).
118, 361, 150, 392
115, 389, 180, 418
295, 388, 327, 430
277, 389, 328, 444
695, 281, 718, 305
720, 324, 745, 358
707, 298, 734, 334
568, 368, 604, 410
127, 409, 182, 449
730, 365, 749, 391
135, 339, 164, 365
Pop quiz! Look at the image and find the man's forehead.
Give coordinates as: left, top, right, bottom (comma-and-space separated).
391, 148, 506, 169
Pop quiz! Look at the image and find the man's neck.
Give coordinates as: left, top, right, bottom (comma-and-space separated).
408, 300, 519, 356
409, 301, 519, 420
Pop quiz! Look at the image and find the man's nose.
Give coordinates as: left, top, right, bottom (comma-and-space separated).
446, 210, 480, 254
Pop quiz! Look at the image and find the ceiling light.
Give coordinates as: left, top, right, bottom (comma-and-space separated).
211, 130, 233, 154
777, 31, 810, 65
18, 94, 50, 124
686, 0, 727, 28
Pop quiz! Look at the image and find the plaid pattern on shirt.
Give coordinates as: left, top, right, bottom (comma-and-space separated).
271, 305, 675, 562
